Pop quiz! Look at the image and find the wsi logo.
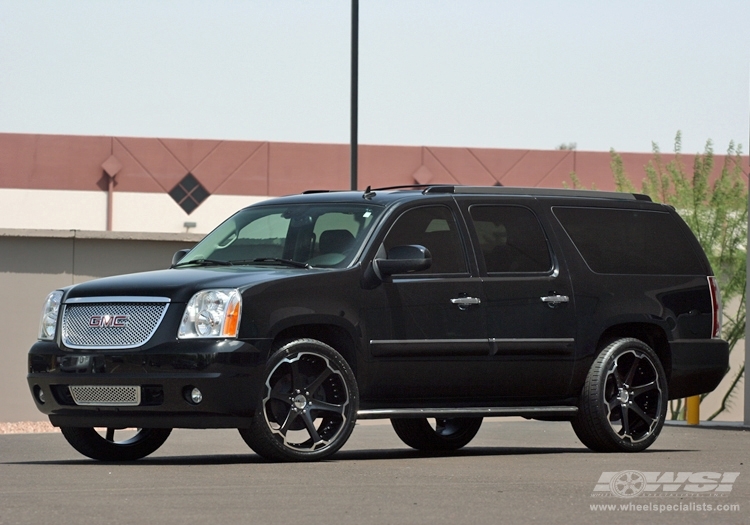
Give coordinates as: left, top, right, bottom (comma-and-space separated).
593, 471, 740, 498
88, 315, 129, 328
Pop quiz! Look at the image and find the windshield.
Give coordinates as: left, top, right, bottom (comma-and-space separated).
178, 203, 383, 269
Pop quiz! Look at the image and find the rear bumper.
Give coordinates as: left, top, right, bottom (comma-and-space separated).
668, 339, 729, 399
27, 339, 271, 429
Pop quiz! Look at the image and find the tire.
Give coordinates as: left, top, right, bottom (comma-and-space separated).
238, 338, 359, 462
391, 417, 483, 451
60, 427, 172, 461
571, 338, 668, 452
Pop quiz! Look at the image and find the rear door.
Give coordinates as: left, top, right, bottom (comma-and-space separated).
459, 198, 576, 398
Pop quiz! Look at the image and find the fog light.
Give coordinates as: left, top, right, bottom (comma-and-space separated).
35, 386, 46, 404
190, 387, 203, 404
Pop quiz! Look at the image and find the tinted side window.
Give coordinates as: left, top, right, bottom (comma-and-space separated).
470, 205, 552, 273
553, 207, 705, 275
384, 206, 467, 274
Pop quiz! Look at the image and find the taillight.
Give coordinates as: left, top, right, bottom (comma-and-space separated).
708, 276, 722, 339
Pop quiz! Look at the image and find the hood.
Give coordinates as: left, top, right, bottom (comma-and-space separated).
64, 266, 316, 303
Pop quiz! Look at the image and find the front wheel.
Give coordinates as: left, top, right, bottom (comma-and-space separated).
571, 338, 668, 452
60, 427, 172, 461
391, 417, 483, 451
238, 338, 359, 462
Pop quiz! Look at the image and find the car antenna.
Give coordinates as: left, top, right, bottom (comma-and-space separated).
363, 186, 376, 200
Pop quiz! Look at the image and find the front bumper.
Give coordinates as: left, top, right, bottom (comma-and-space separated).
27, 339, 271, 429
668, 339, 729, 399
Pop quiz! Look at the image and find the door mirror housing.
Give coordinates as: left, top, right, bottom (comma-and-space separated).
375, 245, 432, 276
172, 249, 191, 266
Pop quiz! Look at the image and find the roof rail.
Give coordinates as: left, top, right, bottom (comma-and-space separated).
447, 186, 650, 201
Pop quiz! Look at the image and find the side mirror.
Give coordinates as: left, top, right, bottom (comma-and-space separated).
375, 245, 432, 277
172, 249, 191, 266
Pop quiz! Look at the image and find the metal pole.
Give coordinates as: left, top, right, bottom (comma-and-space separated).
350, 0, 359, 191
745, 106, 750, 426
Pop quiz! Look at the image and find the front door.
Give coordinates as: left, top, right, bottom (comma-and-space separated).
361, 203, 488, 404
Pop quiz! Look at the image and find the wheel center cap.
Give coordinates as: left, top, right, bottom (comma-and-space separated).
617, 389, 630, 404
293, 394, 307, 410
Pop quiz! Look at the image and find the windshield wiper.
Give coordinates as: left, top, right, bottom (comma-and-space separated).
172, 258, 233, 268
247, 258, 311, 269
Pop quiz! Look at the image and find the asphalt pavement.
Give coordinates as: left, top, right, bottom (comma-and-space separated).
0, 419, 747, 525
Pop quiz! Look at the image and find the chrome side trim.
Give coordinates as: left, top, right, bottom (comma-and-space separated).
357, 406, 578, 419
369, 339, 489, 357
369, 338, 575, 357
489, 338, 574, 355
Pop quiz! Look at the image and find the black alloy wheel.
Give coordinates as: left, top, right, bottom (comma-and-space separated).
391, 417, 483, 451
60, 427, 172, 461
572, 338, 667, 452
239, 338, 358, 462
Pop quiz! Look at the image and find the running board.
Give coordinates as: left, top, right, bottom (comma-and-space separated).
357, 406, 578, 419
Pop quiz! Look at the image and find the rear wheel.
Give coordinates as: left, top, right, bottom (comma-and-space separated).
391, 417, 483, 451
572, 338, 667, 452
60, 427, 172, 461
239, 338, 358, 462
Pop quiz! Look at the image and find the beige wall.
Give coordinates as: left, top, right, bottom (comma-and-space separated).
0, 229, 203, 422
0, 188, 266, 234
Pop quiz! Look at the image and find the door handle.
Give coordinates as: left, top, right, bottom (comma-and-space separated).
541, 294, 569, 307
451, 296, 481, 310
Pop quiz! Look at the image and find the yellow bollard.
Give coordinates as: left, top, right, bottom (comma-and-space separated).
686, 396, 700, 425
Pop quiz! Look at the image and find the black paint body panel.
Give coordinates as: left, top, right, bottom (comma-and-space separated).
27, 189, 729, 428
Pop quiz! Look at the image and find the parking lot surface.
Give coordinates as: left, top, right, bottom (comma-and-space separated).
1, 420, 747, 525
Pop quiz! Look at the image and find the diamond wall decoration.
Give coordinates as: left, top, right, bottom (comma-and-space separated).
169, 173, 209, 214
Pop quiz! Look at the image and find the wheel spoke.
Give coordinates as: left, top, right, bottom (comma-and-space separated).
289, 360, 303, 391
606, 396, 620, 412
609, 367, 624, 390
301, 411, 322, 445
629, 403, 655, 428
304, 367, 333, 396
631, 380, 657, 398
269, 380, 291, 402
308, 399, 346, 415
279, 409, 301, 435
622, 354, 642, 388
105, 428, 115, 442
619, 406, 631, 438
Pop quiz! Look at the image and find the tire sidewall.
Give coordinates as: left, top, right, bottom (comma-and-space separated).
252, 338, 359, 461
590, 339, 668, 452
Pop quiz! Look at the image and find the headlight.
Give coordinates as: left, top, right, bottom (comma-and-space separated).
178, 289, 242, 339
38, 291, 63, 340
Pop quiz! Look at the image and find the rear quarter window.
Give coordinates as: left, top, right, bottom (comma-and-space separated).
553, 206, 706, 275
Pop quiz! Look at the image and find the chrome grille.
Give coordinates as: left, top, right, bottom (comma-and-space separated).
61, 297, 170, 349
69, 385, 141, 406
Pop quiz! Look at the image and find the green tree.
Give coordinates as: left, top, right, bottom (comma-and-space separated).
610, 132, 746, 420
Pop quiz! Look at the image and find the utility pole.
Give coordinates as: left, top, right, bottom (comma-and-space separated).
350, 0, 359, 191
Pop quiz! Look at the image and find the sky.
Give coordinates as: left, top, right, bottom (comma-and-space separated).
0, 0, 748, 155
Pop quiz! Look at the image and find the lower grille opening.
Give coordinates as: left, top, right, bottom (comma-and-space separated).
69, 385, 141, 406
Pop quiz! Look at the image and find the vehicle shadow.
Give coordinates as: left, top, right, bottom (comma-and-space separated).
3, 445, 692, 466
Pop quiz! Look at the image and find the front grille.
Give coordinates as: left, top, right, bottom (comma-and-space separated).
69, 385, 141, 406
61, 298, 169, 349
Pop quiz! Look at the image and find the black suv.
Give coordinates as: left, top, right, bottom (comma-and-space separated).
28, 186, 729, 461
